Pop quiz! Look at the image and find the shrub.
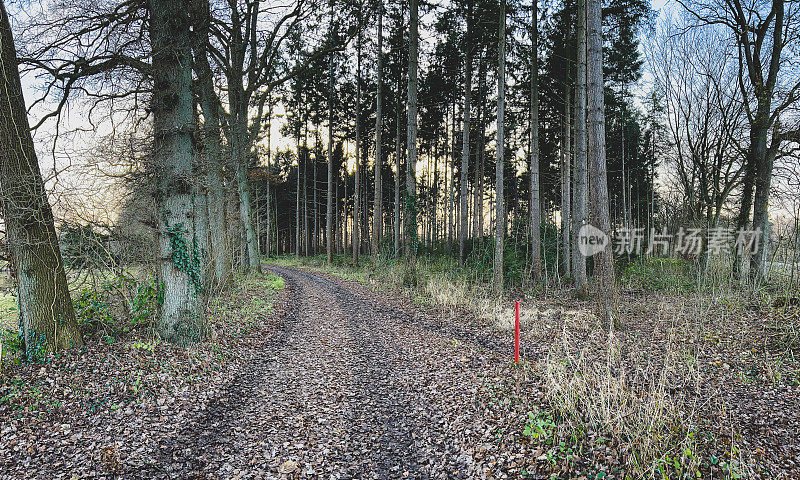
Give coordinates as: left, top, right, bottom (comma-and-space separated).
73, 276, 163, 340
1, 328, 23, 363
620, 257, 697, 292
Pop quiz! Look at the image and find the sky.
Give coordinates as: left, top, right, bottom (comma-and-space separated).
18, 0, 792, 226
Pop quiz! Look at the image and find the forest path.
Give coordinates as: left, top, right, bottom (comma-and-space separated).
165, 265, 520, 480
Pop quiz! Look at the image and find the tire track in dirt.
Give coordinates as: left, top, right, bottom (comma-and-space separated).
149, 265, 515, 479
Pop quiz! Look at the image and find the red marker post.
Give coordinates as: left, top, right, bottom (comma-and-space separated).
514, 301, 520, 364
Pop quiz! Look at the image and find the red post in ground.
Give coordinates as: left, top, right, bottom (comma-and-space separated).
514, 301, 520, 364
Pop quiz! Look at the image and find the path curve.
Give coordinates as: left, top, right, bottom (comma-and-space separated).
158, 265, 519, 480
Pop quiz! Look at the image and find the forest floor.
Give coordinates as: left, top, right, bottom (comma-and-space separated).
267, 257, 800, 480
0, 266, 537, 479
0, 262, 798, 479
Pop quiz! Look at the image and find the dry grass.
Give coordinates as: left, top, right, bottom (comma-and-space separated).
272, 254, 800, 478
532, 329, 745, 478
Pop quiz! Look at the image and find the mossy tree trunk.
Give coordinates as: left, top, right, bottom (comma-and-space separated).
150, 0, 205, 343
0, 0, 83, 358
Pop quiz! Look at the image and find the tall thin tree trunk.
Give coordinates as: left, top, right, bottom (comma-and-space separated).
459, 0, 473, 264
587, 0, 616, 326
445, 106, 452, 253
373, 2, 384, 262
395, 73, 402, 259
190, 0, 231, 287
313, 133, 318, 256
354, 29, 362, 266
530, 0, 542, 280
494, 0, 506, 291
0, 1, 83, 357
265, 102, 272, 258
476, 50, 488, 239
295, 99, 301, 258
303, 121, 309, 256
406, 0, 419, 265
572, 1, 588, 296
449, 104, 456, 251
561, 88, 571, 277
327, 41, 335, 263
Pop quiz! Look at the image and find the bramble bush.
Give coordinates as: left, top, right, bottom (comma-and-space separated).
73, 276, 163, 342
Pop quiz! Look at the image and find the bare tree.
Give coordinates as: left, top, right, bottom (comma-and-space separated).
647, 16, 747, 231
678, 0, 800, 282
0, 0, 83, 357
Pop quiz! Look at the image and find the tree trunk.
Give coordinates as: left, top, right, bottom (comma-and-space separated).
226, 112, 256, 272
476, 50, 488, 239
494, 0, 506, 291
149, 0, 206, 343
406, 0, 419, 265
0, 1, 83, 358
189, 0, 231, 288
303, 123, 309, 256
313, 134, 318, 256
459, 0, 473, 264
228, 92, 260, 273
530, 0, 542, 281
327, 38, 335, 263
750, 122, 773, 283
295, 100, 301, 258
561, 87, 571, 277
354, 29, 362, 266
372, 2, 384, 262
395, 71, 403, 259
265, 102, 272, 259
572, 0, 588, 296
587, 0, 617, 327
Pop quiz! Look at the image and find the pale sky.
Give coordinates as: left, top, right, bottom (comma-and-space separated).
21, 0, 779, 226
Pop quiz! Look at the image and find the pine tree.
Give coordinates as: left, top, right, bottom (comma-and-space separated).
493, 0, 506, 291
587, 0, 617, 326
372, 1, 384, 262
406, 0, 419, 266
529, 0, 542, 280
572, 0, 588, 297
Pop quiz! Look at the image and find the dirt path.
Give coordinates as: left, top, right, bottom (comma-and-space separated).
141, 265, 524, 479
